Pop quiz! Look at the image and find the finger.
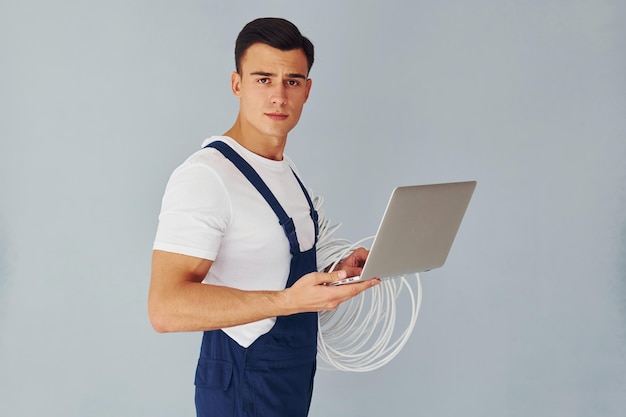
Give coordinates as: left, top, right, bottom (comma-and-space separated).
355, 278, 379, 289
346, 278, 380, 295
319, 269, 346, 284
338, 265, 364, 278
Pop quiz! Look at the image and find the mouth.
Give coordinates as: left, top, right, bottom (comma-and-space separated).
265, 112, 289, 121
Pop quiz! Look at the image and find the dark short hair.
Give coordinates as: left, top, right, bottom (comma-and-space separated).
235, 17, 314, 74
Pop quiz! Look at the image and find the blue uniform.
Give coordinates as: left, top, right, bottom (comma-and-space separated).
195, 141, 319, 417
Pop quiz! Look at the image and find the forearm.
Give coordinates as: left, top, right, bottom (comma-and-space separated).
149, 281, 289, 333
148, 250, 376, 334
149, 250, 294, 333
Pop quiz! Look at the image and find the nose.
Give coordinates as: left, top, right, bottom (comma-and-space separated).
270, 84, 287, 106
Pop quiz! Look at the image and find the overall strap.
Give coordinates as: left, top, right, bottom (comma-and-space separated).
290, 168, 319, 244
205, 141, 306, 253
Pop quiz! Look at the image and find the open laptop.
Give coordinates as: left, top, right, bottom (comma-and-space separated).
331, 181, 476, 285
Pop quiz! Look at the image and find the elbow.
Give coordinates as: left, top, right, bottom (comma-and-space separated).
150, 315, 170, 334
148, 300, 175, 334
149, 310, 168, 334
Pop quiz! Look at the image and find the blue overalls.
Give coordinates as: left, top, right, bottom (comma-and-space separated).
195, 141, 319, 417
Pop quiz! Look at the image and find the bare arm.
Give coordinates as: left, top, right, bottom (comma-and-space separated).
148, 249, 378, 333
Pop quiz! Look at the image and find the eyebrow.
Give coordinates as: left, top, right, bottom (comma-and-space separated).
249, 71, 308, 80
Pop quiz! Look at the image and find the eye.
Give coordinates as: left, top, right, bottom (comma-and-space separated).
257, 78, 270, 84
286, 79, 301, 87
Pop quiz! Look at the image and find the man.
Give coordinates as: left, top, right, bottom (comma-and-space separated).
149, 17, 378, 417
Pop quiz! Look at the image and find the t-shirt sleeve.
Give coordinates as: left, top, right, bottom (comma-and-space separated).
153, 162, 231, 260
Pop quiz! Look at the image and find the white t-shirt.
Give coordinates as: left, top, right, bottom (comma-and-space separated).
153, 136, 318, 347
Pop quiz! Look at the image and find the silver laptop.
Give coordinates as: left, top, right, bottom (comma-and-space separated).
331, 181, 476, 285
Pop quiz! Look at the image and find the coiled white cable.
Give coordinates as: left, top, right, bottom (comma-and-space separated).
313, 196, 423, 372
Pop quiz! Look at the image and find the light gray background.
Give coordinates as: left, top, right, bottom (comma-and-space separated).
1, 1, 625, 416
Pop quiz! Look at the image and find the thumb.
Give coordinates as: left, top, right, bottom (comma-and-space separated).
323, 269, 347, 284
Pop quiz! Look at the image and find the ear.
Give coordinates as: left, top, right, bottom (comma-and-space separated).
304, 78, 312, 102
231, 71, 242, 98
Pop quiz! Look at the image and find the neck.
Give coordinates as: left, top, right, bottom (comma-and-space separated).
223, 116, 286, 161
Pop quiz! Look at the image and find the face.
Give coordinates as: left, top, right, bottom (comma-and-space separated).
231, 43, 312, 144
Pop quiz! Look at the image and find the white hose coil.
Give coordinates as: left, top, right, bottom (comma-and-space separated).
314, 196, 423, 372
